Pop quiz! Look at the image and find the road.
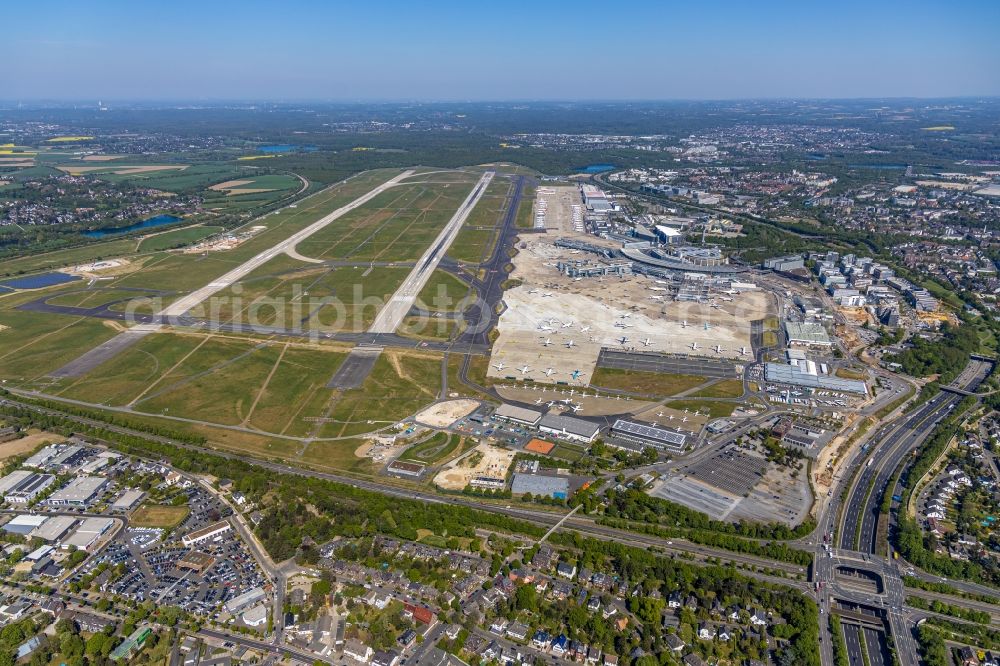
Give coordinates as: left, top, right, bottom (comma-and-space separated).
368, 170, 494, 334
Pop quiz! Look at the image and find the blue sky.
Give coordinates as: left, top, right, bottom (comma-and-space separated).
4, 0, 998, 101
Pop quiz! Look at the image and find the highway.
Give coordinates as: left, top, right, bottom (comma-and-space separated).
841, 360, 988, 555
368, 170, 494, 333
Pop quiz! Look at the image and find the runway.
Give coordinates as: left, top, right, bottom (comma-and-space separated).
160, 169, 415, 319
368, 170, 494, 334
46, 170, 414, 378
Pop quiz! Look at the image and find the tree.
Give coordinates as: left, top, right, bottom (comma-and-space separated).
514, 584, 538, 612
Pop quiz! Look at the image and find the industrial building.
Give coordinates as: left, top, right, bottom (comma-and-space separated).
31, 516, 77, 542
45, 476, 109, 507
609, 419, 687, 452
63, 517, 114, 551
510, 473, 569, 499
111, 489, 145, 512
0, 470, 33, 496
784, 321, 833, 347
493, 404, 543, 427
538, 413, 601, 443
2, 514, 48, 536
3, 472, 56, 504
224, 587, 266, 614
182, 520, 231, 547
24, 444, 87, 471
764, 362, 867, 394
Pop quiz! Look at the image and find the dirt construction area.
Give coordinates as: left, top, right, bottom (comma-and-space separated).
488, 231, 771, 386
414, 399, 480, 428
433, 443, 514, 491
0, 431, 63, 460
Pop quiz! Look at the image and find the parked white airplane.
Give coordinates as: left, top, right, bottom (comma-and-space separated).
570, 404, 582, 413
689, 342, 700, 351
535, 398, 544, 405
561, 397, 574, 405
681, 416, 689, 423
541, 338, 553, 346
650, 295, 664, 301
704, 322, 711, 330
617, 336, 629, 345
538, 324, 553, 332
681, 320, 688, 328
564, 340, 576, 348
580, 325, 591, 333
518, 365, 531, 374
528, 289, 538, 294
640, 338, 653, 346
493, 362, 506, 371
561, 321, 574, 328
713, 345, 725, 354
621, 313, 632, 318
710, 302, 722, 309
541, 292, 553, 297
544, 368, 556, 377
740, 346, 750, 355
656, 411, 665, 418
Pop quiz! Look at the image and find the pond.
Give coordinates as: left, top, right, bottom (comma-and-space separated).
83, 214, 182, 238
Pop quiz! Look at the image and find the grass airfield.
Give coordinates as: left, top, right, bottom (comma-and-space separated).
0, 167, 506, 475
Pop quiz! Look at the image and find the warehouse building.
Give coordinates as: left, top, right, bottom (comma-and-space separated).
3, 473, 56, 504
182, 520, 231, 547
493, 404, 543, 427
0, 470, 33, 496
538, 414, 601, 443
784, 321, 833, 347
609, 419, 687, 452
22, 445, 65, 469
45, 476, 109, 507
510, 473, 569, 500
31, 516, 77, 542
63, 517, 114, 551
764, 362, 867, 394
225, 587, 266, 614
2, 514, 48, 536
111, 489, 145, 512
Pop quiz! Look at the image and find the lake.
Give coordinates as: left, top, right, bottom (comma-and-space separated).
83, 214, 182, 238
1, 272, 80, 290
577, 164, 616, 174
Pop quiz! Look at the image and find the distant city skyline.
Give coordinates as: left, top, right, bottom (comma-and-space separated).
3, 0, 998, 101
